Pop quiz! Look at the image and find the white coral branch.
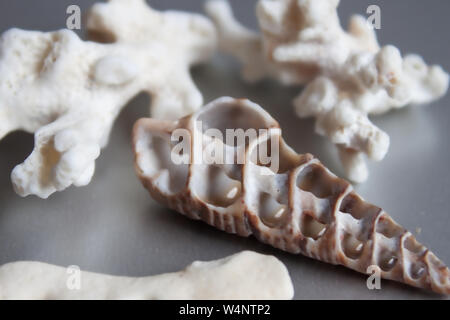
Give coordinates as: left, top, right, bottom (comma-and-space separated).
207, 0, 449, 183
0, 251, 294, 300
0, 0, 216, 198
205, 0, 266, 82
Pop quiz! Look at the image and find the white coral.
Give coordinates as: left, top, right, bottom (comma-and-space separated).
0, 251, 294, 300
0, 0, 216, 198
206, 0, 449, 183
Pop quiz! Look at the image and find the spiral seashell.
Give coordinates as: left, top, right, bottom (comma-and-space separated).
133, 97, 449, 294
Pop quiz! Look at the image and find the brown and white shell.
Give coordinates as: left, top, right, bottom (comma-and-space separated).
133, 97, 450, 295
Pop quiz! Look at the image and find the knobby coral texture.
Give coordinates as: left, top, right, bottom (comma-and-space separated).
133, 97, 450, 294
0, 0, 216, 198
206, 0, 449, 183
0, 251, 294, 300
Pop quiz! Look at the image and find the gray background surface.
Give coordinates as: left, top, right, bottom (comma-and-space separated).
0, 0, 449, 299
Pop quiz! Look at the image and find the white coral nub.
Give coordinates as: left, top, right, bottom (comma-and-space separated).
0, 0, 216, 198
206, 0, 449, 183
0, 251, 294, 300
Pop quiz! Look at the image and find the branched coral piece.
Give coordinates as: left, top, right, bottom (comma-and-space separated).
0, 251, 294, 299
206, 0, 449, 182
0, 0, 216, 198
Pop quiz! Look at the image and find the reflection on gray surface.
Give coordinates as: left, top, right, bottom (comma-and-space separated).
0, 0, 449, 299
